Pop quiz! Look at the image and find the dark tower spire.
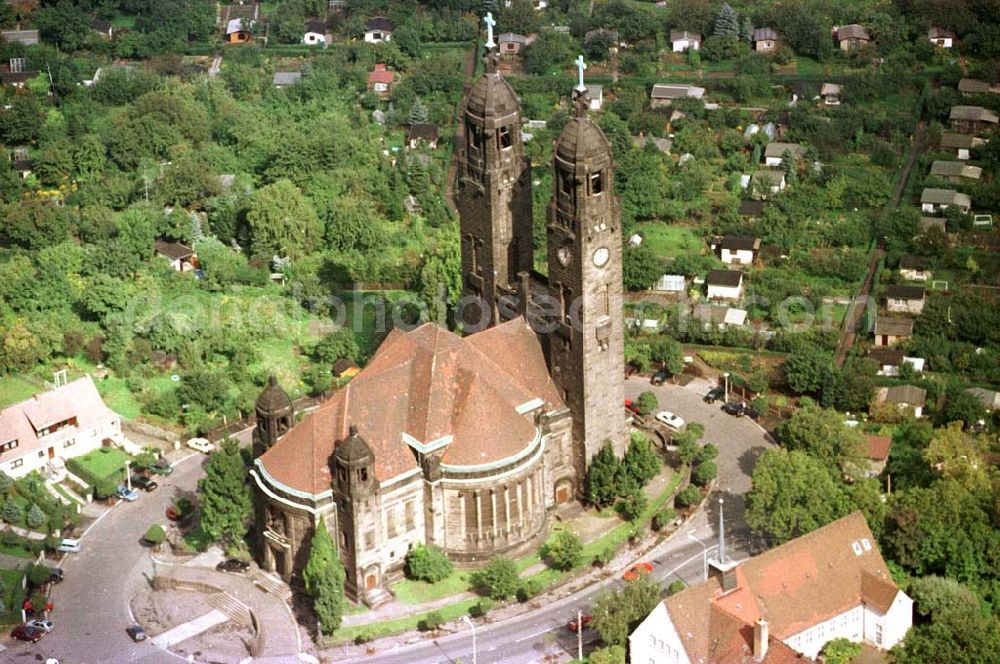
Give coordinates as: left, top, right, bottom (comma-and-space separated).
456, 13, 533, 332
252, 375, 294, 458
546, 58, 627, 484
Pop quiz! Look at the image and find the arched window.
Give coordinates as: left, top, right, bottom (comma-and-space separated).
589, 171, 604, 195
498, 126, 512, 149
359, 467, 369, 483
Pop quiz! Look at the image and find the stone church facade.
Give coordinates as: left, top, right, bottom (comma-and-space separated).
250, 48, 625, 605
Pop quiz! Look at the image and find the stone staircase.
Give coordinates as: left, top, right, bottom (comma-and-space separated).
363, 587, 393, 609
249, 569, 292, 601
207, 591, 252, 626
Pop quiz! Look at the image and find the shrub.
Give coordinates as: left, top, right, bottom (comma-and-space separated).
405, 543, 453, 583
615, 489, 647, 521
0, 471, 12, 494
26, 563, 50, 587
93, 477, 119, 500
354, 630, 374, 645
652, 507, 677, 531
636, 391, 658, 416
144, 524, 167, 546
697, 443, 719, 463
1, 495, 23, 524
470, 556, 521, 601
418, 611, 444, 631
675, 485, 702, 508
25, 503, 47, 530
469, 598, 494, 618
667, 580, 686, 596
541, 527, 584, 571
516, 577, 543, 602
693, 461, 718, 486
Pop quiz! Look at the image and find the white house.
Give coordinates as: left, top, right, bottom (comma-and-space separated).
706, 269, 744, 301
898, 254, 931, 281
650, 83, 705, 108
303, 17, 328, 45
868, 348, 924, 377
629, 512, 912, 664
714, 235, 760, 266
154, 240, 198, 272
763, 142, 805, 167
920, 188, 971, 214
653, 274, 686, 292
939, 132, 984, 160
670, 30, 701, 52
364, 17, 393, 43
821, 82, 842, 105
585, 85, 603, 111
875, 385, 927, 418
928, 27, 955, 48
885, 285, 925, 314
751, 169, 786, 198
0, 376, 123, 479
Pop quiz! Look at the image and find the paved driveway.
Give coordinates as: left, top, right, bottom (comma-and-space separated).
4, 454, 207, 664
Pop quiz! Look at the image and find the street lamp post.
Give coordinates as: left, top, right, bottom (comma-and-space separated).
577, 609, 584, 661
688, 532, 709, 581
463, 615, 477, 664
124, 459, 131, 491
723, 372, 730, 403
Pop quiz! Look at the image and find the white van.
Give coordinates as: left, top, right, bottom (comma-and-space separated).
57, 539, 81, 553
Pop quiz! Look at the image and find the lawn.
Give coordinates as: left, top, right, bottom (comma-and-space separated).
392, 570, 472, 605
331, 597, 479, 644
183, 524, 213, 552
0, 375, 43, 409
637, 223, 707, 260
66, 447, 129, 485
0, 568, 27, 626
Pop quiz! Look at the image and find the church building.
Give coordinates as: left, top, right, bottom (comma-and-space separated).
250, 32, 627, 605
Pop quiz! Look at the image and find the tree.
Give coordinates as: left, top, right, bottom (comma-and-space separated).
312, 329, 360, 365
675, 484, 701, 508
822, 638, 861, 664
409, 97, 429, 125
245, 179, 322, 258
635, 391, 658, 416
623, 243, 662, 291
713, 3, 740, 38
909, 576, 982, 620
745, 449, 852, 543
143, 524, 166, 548
0, 472, 12, 495
405, 544, 453, 583
591, 574, 660, 646
523, 31, 575, 75
25, 503, 46, 530
692, 461, 717, 486
302, 525, 346, 633
26, 564, 50, 588
177, 371, 230, 413
419, 236, 462, 315
588, 646, 626, 664
585, 443, 621, 508
774, 405, 866, 475
34, 0, 91, 51
269, 0, 305, 44
893, 602, 1000, 664
470, 556, 521, 600
783, 346, 830, 395
943, 390, 987, 428
615, 488, 647, 521
1, 495, 23, 524
623, 433, 661, 485
542, 527, 584, 571
923, 423, 990, 491
649, 337, 684, 375
197, 439, 252, 545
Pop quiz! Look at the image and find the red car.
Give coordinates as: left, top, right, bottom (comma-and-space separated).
567, 614, 593, 632
23, 598, 54, 613
11, 624, 44, 642
624, 399, 640, 414
623, 562, 654, 581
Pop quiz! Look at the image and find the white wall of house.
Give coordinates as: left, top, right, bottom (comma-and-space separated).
721, 248, 754, 265
930, 37, 953, 48
1, 416, 120, 479
864, 592, 913, 651
765, 156, 783, 167
956, 148, 970, 160
707, 284, 743, 300
786, 605, 865, 659
672, 38, 699, 52
365, 30, 390, 43
373, 82, 388, 94
887, 299, 924, 314
629, 603, 692, 664
899, 268, 929, 281
303, 32, 326, 45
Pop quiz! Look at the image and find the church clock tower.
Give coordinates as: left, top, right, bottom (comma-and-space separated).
456, 38, 533, 331
546, 83, 627, 482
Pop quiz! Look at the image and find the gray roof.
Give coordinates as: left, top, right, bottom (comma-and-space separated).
498, 32, 527, 45
706, 269, 743, 287
365, 17, 394, 32
837, 24, 870, 41
305, 17, 328, 34
632, 135, 672, 153
958, 78, 990, 93
586, 84, 603, 97
883, 385, 927, 407
940, 132, 975, 148
918, 217, 946, 233
752, 169, 785, 186
585, 28, 619, 42
950, 105, 999, 123
928, 27, 956, 40
1, 30, 40, 45
669, 30, 701, 42
820, 83, 841, 95
739, 200, 765, 216
273, 72, 302, 86
763, 142, 805, 159
898, 254, 928, 270
874, 317, 914, 336
719, 235, 760, 251
651, 84, 705, 100
869, 348, 904, 365
753, 28, 779, 42
930, 160, 982, 180
921, 188, 971, 208
886, 285, 925, 300
964, 387, 1000, 410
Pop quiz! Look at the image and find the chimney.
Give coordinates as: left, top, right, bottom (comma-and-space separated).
753, 619, 768, 660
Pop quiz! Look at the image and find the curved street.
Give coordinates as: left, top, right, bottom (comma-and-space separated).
1, 378, 770, 664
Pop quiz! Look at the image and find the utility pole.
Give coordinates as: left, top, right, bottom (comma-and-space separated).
577, 609, 583, 661
125, 459, 131, 491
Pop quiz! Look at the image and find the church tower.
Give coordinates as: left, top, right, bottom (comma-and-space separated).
330, 425, 382, 601
546, 83, 627, 481
252, 375, 294, 459
456, 32, 533, 331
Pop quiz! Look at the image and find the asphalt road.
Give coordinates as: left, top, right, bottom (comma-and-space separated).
4, 453, 207, 664
338, 379, 773, 664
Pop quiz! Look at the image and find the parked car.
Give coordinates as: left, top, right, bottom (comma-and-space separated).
23, 597, 53, 613
126, 624, 147, 642
57, 539, 80, 553
623, 561, 654, 581
655, 410, 685, 430
26, 619, 54, 633
149, 458, 174, 475
624, 399, 640, 414
131, 475, 158, 492
118, 485, 140, 502
216, 558, 251, 573
704, 386, 725, 403
47, 567, 64, 583
650, 370, 669, 385
11, 624, 44, 642
722, 401, 759, 419
186, 438, 215, 454
567, 614, 594, 632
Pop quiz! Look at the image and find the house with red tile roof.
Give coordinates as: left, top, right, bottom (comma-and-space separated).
251, 319, 573, 604
366, 63, 394, 98
0, 376, 122, 479
629, 512, 912, 662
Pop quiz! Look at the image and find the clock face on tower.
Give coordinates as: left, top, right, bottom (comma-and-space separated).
592, 247, 610, 268
557, 244, 573, 267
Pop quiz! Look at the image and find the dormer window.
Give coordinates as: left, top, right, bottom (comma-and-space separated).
498, 126, 512, 149
590, 171, 603, 195
0, 439, 17, 455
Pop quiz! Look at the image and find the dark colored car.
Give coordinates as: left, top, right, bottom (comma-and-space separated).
131, 475, 158, 492
47, 567, 64, 583
126, 624, 147, 642
650, 370, 669, 386
722, 401, 759, 419
216, 558, 251, 573
567, 614, 593, 632
11, 624, 44, 642
704, 386, 725, 403
149, 459, 174, 476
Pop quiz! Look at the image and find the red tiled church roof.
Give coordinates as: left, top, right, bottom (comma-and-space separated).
258, 318, 563, 495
